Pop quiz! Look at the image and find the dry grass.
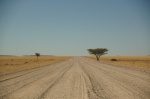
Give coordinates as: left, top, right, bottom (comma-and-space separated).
87, 56, 150, 72
0, 56, 71, 75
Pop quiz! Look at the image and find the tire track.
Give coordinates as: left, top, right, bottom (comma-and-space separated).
37, 62, 74, 99
41, 59, 88, 99
80, 57, 150, 99
0, 59, 74, 99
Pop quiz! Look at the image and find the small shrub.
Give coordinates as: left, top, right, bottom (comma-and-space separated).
111, 59, 118, 61
25, 62, 28, 64
50, 59, 54, 61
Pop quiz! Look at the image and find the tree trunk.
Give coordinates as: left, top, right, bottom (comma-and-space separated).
96, 56, 99, 61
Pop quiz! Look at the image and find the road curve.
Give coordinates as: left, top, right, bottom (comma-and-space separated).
0, 57, 150, 99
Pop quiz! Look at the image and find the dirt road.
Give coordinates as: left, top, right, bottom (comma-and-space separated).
0, 57, 150, 99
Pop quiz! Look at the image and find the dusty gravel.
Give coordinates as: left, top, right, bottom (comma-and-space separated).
0, 57, 150, 99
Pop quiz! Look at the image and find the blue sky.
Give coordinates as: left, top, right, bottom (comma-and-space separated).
0, 0, 150, 56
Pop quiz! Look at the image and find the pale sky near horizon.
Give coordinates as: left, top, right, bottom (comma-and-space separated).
0, 0, 150, 56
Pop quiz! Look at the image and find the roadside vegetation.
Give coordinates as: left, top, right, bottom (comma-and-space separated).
35, 53, 40, 61
87, 48, 108, 61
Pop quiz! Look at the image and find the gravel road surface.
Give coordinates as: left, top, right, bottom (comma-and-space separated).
0, 57, 150, 99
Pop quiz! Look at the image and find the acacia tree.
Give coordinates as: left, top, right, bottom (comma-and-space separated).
35, 53, 40, 61
87, 48, 108, 61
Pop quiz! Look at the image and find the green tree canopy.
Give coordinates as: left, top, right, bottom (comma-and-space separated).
35, 53, 40, 61
88, 48, 108, 61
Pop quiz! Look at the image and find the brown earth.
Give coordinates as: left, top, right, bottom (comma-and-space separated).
87, 56, 150, 73
0, 57, 150, 99
0, 56, 71, 75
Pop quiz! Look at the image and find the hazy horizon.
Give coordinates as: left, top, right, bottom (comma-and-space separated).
1, 0, 150, 56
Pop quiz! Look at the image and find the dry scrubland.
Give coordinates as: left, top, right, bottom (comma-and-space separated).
87, 56, 150, 72
0, 56, 71, 75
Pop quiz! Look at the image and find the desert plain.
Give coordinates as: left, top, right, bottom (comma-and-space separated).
0, 56, 150, 99
87, 56, 150, 73
0, 56, 71, 75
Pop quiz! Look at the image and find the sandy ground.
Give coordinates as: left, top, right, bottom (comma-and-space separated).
87, 56, 150, 73
0, 56, 71, 75
0, 57, 150, 99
